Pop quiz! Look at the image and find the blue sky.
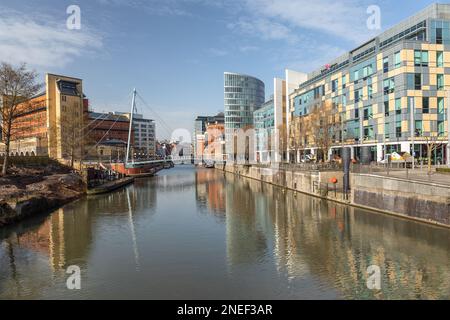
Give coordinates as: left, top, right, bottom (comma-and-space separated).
0, 0, 442, 138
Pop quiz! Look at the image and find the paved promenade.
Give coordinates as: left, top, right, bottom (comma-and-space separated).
372, 168, 450, 186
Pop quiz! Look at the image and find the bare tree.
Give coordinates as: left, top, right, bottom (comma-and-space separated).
288, 115, 311, 162
309, 101, 340, 162
288, 118, 300, 162
276, 123, 287, 162
56, 115, 84, 169
0, 63, 42, 175
423, 135, 445, 174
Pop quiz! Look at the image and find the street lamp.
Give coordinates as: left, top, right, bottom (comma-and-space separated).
447, 91, 450, 167
409, 97, 415, 170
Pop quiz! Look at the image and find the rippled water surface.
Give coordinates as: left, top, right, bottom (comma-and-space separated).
1, 166, 449, 299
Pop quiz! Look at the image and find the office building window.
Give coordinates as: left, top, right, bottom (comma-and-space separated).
342, 75, 347, 89
368, 84, 373, 99
383, 57, 389, 73
414, 50, 428, 67
383, 78, 395, 94
385, 122, 390, 139
438, 97, 445, 114
394, 51, 401, 68
396, 120, 402, 138
354, 125, 360, 141
422, 97, 429, 114
355, 108, 359, 119
364, 126, 374, 140
383, 57, 389, 72
355, 88, 363, 103
438, 120, 445, 136
332, 79, 338, 93
332, 97, 339, 109
384, 101, 389, 116
437, 74, 444, 90
342, 94, 347, 107
408, 73, 422, 90
437, 51, 444, 67
353, 70, 359, 82
415, 74, 422, 90
395, 98, 402, 115
436, 27, 443, 44
363, 105, 373, 120
415, 120, 423, 136
363, 65, 373, 78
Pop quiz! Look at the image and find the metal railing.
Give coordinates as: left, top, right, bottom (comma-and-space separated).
253, 162, 343, 172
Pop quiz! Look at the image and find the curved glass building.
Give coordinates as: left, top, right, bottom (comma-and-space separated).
224, 72, 265, 158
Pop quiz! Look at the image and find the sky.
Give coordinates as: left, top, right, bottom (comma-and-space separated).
0, 0, 443, 139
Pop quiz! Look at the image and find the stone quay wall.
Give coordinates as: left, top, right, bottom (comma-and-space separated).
217, 164, 450, 228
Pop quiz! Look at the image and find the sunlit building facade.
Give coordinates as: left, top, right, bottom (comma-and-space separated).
254, 99, 275, 162
289, 3, 450, 164
1, 74, 84, 162
193, 113, 225, 162
116, 112, 155, 159
224, 72, 265, 160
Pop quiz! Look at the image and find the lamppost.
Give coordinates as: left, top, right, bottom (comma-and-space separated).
409, 97, 415, 170
221, 140, 226, 164
447, 91, 450, 167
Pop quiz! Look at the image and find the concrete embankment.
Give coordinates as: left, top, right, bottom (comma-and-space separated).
217, 164, 450, 228
351, 174, 450, 226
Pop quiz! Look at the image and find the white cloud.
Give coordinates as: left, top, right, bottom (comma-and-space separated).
239, 45, 260, 53
228, 18, 299, 44
0, 7, 102, 68
208, 48, 228, 57
96, 0, 191, 16
280, 44, 347, 73
242, 0, 375, 44
99, 0, 374, 44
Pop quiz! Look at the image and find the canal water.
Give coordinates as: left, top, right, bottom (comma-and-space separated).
1, 166, 449, 299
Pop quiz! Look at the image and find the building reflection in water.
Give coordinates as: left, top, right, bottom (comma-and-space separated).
0, 168, 449, 299
0, 201, 92, 298
195, 169, 226, 219
0, 181, 157, 298
221, 171, 450, 299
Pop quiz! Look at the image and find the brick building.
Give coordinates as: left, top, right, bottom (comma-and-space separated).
1, 74, 84, 161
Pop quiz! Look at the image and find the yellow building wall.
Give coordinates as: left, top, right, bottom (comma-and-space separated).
46, 74, 84, 161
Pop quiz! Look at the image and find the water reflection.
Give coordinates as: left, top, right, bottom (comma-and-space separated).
196, 169, 226, 220
0, 203, 92, 298
222, 172, 450, 299
0, 167, 449, 299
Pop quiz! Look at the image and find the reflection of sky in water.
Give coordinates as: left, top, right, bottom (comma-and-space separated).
0, 166, 449, 299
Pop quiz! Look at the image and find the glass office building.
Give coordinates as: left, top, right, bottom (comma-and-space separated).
289, 3, 450, 164
224, 72, 265, 158
254, 99, 275, 162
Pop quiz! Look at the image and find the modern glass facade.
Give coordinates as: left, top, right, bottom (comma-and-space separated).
254, 99, 275, 162
289, 3, 450, 164
224, 72, 265, 157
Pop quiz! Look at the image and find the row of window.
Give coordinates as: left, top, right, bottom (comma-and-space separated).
296, 55, 446, 117
297, 20, 449, 93
345, 96, 446, 124
383, 50, 444, 74
352, 73, 444, 98
406, 73, 445, 90
225, 111, 254, 117
379, 20, 426, 48
347, 119, 445, 141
